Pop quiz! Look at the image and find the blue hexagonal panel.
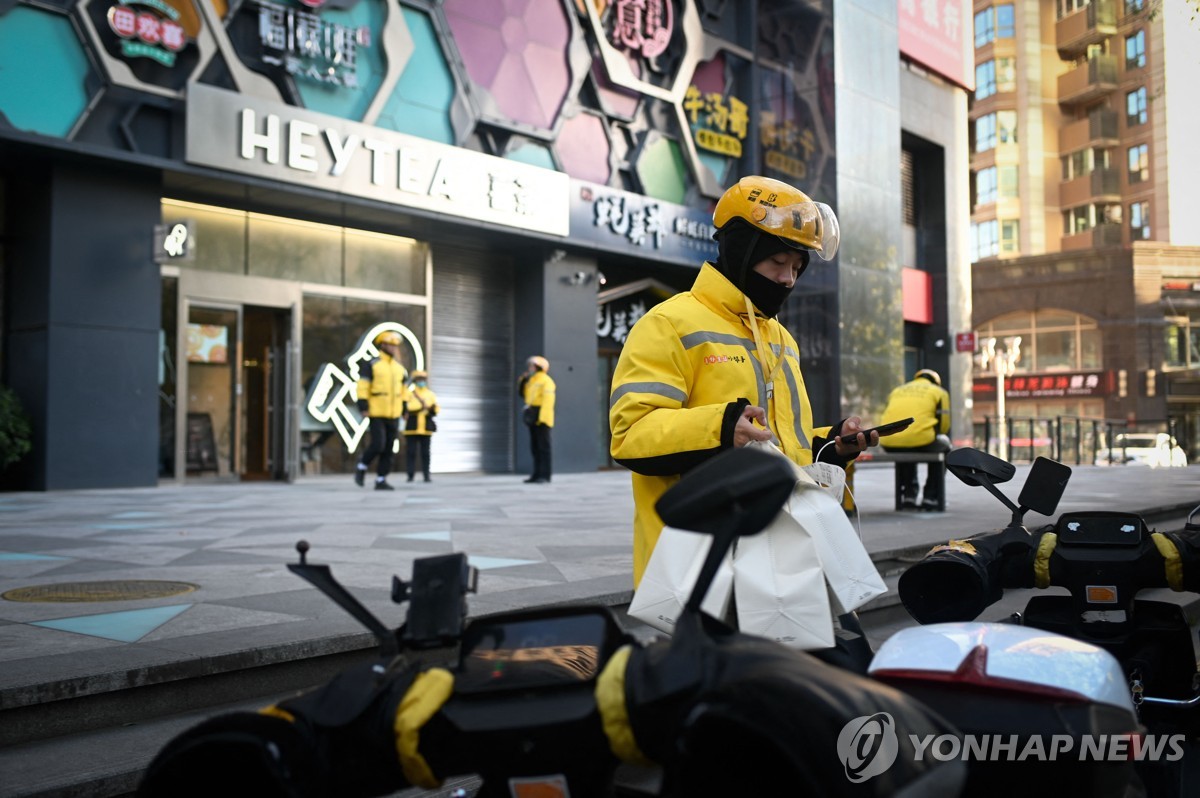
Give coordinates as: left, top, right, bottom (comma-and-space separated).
0, 5, 91, 137
375, 6, 455, 144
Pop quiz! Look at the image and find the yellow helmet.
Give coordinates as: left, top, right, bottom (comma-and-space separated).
914, 368, 942, 386
712, 176, 840, 260
374, 331, 402, 347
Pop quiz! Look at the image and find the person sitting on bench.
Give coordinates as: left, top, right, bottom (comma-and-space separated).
880, 369, 951, 511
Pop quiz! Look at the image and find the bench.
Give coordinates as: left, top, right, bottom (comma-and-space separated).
858, 450, 948, 512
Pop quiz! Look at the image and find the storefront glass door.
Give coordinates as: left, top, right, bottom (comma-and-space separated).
184, 304, 240, 478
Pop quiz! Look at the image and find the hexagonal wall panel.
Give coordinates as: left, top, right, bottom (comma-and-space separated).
373, 6, 456, 143
555, 110, 611, 184
0, 5, 93, 137
441, 0, 583, 136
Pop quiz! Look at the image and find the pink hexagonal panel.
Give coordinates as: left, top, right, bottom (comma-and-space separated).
556, 112, 611, 184
444, 0, 573, 131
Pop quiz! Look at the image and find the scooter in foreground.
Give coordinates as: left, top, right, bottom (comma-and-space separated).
137, 448, 963, 797
891, 447, 1200, 797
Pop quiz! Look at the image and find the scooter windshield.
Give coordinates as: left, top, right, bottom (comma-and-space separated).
755, 201, 840, 260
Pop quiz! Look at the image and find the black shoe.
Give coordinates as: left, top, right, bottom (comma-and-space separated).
524, 477, 547, 483
354, 469, 365, 487
375, 481, 395, 491
406, 475, 414, 482
920, 499, 942, 512
423, 475, 431, 482
524, 476, 539, 483
900, 499, 919, 510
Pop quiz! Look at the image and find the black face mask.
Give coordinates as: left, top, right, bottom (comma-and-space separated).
743, 269, 794, 318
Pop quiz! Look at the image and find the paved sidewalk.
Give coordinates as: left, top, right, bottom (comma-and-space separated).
1, 461, 1197, 706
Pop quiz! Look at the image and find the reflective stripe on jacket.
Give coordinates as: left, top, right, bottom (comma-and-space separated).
609, 263, 820, 586
403, 386, 439, 436
880, 377, 951, 448
523, 371, 556, 427
356, 355, 409, 419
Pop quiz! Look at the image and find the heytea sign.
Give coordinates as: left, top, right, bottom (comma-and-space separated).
185, 84, 569, 236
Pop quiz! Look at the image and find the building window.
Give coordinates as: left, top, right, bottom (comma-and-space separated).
996, 57, 1016, 93
1064, 205, 1091, 235
971, 219, 1000, 261
975, 4, 1015, 47
1057, 0, 1089, 19
975, 113, 997, 152
978, 310, 1102, 373
1127, 143, 1149, 183
976, 60, 997, 99
1126, 87, 1147, 126
1125, 0, 1145, 15
1130, 201, 1150, 240
997, 110, 1018, 144
974, 8, 993, 47
1000, 219, 1020, 253
1125, 30, 1146, 70
1164, 313, 1200, 370
975, 166, 998, 207
998, 165, 1019, 198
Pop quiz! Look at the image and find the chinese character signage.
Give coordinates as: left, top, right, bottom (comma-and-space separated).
610, 0, 673, 59
684, 84, 748, 158
107, 1, 189, 66
898, 0, 973, 91
256, 0, 370, 87
597, 279, 677, 349
973, 371, 1112, 400
186, 84, 569, 235
569, 180, 717, 265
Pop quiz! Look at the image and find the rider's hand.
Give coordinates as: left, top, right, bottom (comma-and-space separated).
833, 416, 877, 457
734, 405, 773, 447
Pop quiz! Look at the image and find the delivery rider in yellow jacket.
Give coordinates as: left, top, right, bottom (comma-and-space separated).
354, 331, 410, 491
519, 356, 556, 483
880, 369, 952, 511
402, 370, 439, 482
609, 176, 877, 586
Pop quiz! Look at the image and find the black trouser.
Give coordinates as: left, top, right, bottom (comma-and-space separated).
885, 438, 950, 502
529, 423, 552, 481
359, 417, 399, 477
405, 435, 431, 479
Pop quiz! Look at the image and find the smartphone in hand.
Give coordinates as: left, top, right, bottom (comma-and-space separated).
838, 417, 915, 447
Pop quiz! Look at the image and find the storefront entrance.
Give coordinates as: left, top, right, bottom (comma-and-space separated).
171, 271, 300, 483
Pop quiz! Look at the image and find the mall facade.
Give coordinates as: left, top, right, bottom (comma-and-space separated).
0, 0, 973, 489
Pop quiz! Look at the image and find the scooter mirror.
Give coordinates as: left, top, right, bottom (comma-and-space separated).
946, 448, 1016, 487
1018, 456, 1071, 517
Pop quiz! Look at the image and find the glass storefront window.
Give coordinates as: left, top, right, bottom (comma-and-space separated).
344, 228, 428, 294
1035, 329, 1076, 371
159, 277, 178, 478
301, 295, 428, 474
248, 213, 343, 284
162, 200, 247, 274
978, 310, 1101, 373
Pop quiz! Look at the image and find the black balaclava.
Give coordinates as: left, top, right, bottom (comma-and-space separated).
714, 219, 809, 318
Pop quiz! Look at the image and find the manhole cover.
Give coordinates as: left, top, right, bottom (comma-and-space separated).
2, 580, 198, 603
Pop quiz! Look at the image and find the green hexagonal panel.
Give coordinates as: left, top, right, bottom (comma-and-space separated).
374, 7, 454, 144
0, 6, 91, 137
636, 135, 688, 205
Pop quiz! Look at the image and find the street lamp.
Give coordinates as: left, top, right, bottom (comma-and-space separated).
980, 336, 1022, 460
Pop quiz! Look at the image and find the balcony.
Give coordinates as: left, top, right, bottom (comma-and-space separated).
1061, 167, 1122, 207
1056, 0, 1117, 59
1058, 55, 1119, 107
1059, 108, 1120, 152
1062, 223, 1123, 251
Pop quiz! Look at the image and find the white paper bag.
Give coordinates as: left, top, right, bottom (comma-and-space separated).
628, 526, 734, 635
732, 509, 836, 650
788, 479, 888, 614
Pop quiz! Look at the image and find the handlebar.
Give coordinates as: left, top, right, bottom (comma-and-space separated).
899, 513, 1200, 626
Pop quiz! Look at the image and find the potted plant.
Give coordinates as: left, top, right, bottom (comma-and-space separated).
0, 383, 32, 482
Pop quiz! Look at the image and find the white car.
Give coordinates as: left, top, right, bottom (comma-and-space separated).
1094, 433, 1188, 468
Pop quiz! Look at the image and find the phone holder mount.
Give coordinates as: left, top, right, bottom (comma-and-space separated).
289, 541, 478, 658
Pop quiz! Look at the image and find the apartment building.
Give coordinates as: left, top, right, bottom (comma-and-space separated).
968, 0, 1200, 460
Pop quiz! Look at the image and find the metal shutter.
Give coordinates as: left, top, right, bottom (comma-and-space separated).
430, 245, 515, 472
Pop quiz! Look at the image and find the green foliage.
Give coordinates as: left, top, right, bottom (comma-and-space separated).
0, 383, 32, 471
